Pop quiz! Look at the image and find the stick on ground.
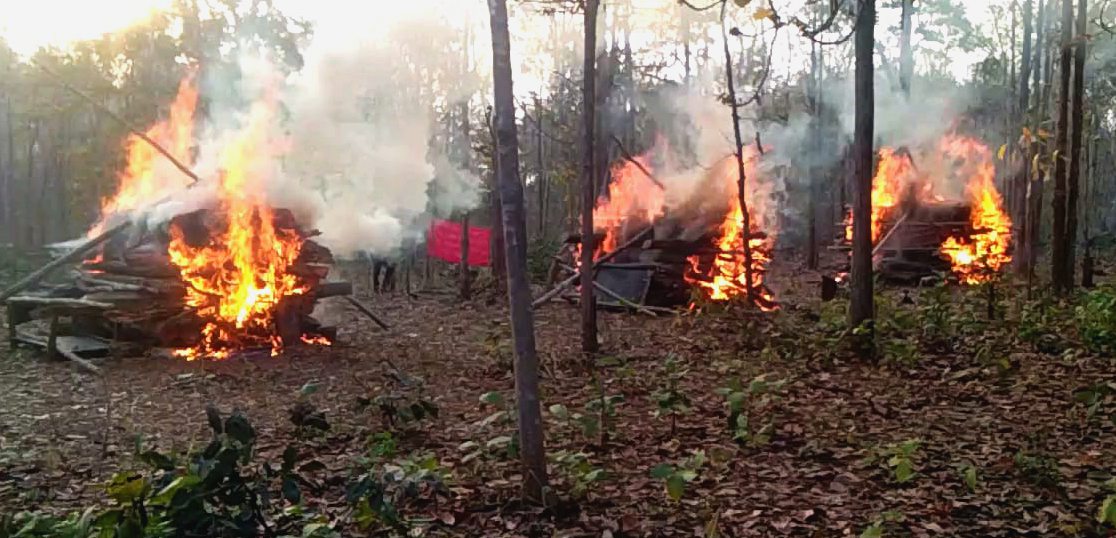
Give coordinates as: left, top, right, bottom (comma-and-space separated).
343, 296, 390, 330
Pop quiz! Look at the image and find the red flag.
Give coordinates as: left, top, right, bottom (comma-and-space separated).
427, 219, 491, 266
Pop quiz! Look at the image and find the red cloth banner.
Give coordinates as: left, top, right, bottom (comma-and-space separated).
427, 219, 491, 266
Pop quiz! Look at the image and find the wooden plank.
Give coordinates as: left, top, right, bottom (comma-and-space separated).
0, 221, 131, 302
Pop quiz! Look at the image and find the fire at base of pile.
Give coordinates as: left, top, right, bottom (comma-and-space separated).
559, 143, 778, 311
6, 207, 345, 362
838, 134, 1013, 285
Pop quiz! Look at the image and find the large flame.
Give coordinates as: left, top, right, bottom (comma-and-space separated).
590, 153, 667, 256
581, 142, 776, 309
844, 147, 917, 243
684, 147, 776, 309
92, 75, 198, 234
167, 97, 308, 360
937, 135, 1012, 284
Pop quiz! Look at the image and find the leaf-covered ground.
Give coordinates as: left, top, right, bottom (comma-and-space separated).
1, 258, 1114, 536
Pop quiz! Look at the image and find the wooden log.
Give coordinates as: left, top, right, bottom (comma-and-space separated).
7, 297, 114, 309
0, 221, 131, 302
315, 281, 353, 298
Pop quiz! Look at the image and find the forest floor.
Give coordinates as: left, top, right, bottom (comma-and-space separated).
1, 254, 1115, 537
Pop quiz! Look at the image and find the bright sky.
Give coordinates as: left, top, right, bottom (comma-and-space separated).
1, 0, 993, 81
1, 0, 172, 55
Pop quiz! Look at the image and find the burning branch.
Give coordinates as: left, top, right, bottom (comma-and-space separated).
611, 135, 665, 190
33, 61, 201, 185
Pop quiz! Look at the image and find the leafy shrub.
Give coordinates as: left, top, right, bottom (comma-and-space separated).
1075, 287, 1116, 354
347, 453, 450, 532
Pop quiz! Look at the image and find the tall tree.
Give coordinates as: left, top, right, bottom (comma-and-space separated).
719, 1, 756, 304
1063, 0, 1086, 290
580, 0, 601, 354
849, 0, 876, 334
459, 101, 473, 300
1025, 0, 1050, 279
899, 0, 915, 96
1050, 0, 1073, 294
1012, 0, 1034, 274
486, 0, 548, 502
806, 17, 821, 271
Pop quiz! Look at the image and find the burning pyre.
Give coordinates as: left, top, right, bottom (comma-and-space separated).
582, 141, 777, 310
85, 75, 336, 360
846, 134, 1012, 283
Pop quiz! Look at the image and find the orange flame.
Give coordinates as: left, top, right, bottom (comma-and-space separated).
684, 147, 777, 309
93, 75, 198, 235
590, 153, 667, 256
937, 135, 1012, 283
845, 147, 917, 244
167, 97, 308, 360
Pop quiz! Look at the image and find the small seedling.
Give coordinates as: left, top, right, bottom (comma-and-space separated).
550, 450, 605, 497
653, 356, 691, 436
716, 374, 785, 447
650, 449, 705, 501
885, 439, 920, 484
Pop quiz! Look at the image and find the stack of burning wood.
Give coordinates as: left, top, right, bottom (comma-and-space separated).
5, 209, 348, 366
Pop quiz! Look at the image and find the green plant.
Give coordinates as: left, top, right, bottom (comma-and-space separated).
1076, 286, 1116, 354
459, 391, 518, 462
957, 462, 979, 492
358, 369, 439, 431
649, 450, 705, 501
550, 450, 605, 497
1013, 449, 1061, 489
1073, 383, 1116, 427
716, 374, 786, 447
1099, 480, 1116, 527
549, 394, 623, 442
347, 452, 450, 533
859, 510, 905, 538
366, 431, 399, 462
653, 356, 691, 436
884, 439, 920, 484
0, 407, 338, 538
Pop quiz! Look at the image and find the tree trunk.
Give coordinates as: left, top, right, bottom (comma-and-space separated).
580, 0, 600, 354
0, 92, 10, 245
486, 109, 507, 296
486, 0, 548, 503
535, 94, 547, 238
806, 15, 821, 271
1025, 0, 1050, 279
899, 0, 914, 97
719, 1, 756, 304
459, 101, 473, 300
1013, 0, 1033, 274
1063, 0, 1086, 291
1050, 0, 1073, 294
849, 0, 876, 332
